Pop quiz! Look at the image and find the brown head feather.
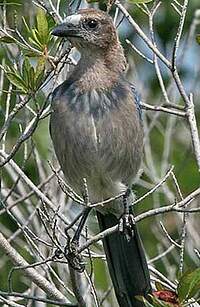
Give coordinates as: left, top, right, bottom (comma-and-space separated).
53, 9, 127, 90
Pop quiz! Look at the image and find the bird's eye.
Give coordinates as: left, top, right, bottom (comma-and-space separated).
84, 19, 98, 29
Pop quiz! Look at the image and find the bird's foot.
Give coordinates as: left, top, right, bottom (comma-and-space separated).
119, 187, 135, 240
53, 248, 64, 260
118, 213, 135, 241
64, 237, 85, 273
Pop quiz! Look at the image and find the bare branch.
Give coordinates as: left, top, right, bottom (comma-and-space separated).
0, 232, 70, 304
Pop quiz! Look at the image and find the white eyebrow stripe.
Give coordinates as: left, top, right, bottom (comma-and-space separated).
64, 14, 81, 26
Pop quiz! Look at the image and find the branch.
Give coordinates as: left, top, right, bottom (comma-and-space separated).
186, 94, 200, 170
116, 0, 200, 171
172, 0, 189, 70
0, 291, 77, 306
115, 0, 172, 69
0, 232, 71, 304
78, 186, 200, 253
141, 102, 186, 117
0, 151, 70, 226
69, 267, 86, 307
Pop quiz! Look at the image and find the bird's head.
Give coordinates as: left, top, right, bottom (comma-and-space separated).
52, 9, 118, 51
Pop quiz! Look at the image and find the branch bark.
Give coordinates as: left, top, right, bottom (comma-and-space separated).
0, 232, 71, 304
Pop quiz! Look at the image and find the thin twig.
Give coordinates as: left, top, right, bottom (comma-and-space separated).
186, 94, 200, 170
0, 291, 77, 306
115, 0, 172, 69
160, 221, 181, 249
172, 0, 189, 70
0, 232, 70, 303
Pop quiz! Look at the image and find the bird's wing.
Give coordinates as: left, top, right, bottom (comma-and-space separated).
130, 83, 143, 121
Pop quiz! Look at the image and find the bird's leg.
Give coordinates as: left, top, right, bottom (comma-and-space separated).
64, 207, 91, 272
119, 188, 135, 240
72, 207, 91, 243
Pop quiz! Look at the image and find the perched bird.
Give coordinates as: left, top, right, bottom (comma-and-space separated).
50, 8, 151, 307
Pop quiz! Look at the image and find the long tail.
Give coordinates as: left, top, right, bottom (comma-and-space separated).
97, 211, 152, 307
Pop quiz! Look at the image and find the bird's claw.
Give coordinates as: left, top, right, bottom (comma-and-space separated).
64, 239, 85, 273
53, 248, 64, 260
119, 213, 135, 241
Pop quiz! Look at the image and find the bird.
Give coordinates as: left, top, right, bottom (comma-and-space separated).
50, 8, 152, 307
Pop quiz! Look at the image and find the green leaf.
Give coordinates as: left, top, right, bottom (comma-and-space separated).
35, 56, 45, 79
36, 9, 49, 45
150, 296, 172, 307
23, 49, 39, 57
0, 36, 15, 43
196, 34, 200, 45
155, 282, 165, 291
6, 64, 18, 75
129, 0, 152, 2
35, 70, 45, 90
177, 268, 200, 302
29, 67, 35, 90
22, 57, 32, 86
86, 0, 101, 3
28, 37, 42, 50
35, 56, 45, 89
136, 296, 170, 307
6, 72, 28, 93
22, 16, 31, 33
31, 29, 43, 48
135, 296, 154, 307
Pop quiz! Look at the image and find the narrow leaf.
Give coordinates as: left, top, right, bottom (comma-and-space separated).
35, 70, 45, 90
6, 73, 28, 93
23, 50, 39, 57
31, 29, 43, 48
155, 282, 165, 291
35, 56, 45, 89
129, 0, 152, 3
29, 67, 35, 90
35, 56, 46, 80
0, 36, 15, 43
177, 268, 200, 302
138, 299, 154, 306
22, 57, 32, 86
28, 37, 42, 50
36, 9, 49, 45
22, 16, 31, 33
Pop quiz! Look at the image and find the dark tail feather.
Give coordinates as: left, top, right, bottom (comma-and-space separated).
97, 211, 152, 307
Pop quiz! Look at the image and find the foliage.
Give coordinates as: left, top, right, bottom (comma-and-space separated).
178, 268, 200, 303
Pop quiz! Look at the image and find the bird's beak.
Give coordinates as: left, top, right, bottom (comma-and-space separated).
52, 14, 82, 38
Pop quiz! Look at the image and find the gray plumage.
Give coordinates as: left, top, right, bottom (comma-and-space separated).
50, 8, 151, 306
50, 78, 143, 215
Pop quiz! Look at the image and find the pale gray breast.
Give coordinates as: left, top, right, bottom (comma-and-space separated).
50, 82, 143, 200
